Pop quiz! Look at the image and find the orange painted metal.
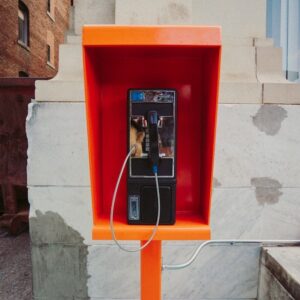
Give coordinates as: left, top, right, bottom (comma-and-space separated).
93, 215, 210, 240
141, 240, 162, 300
82, 25, 221, 46
82, 25, 221, 242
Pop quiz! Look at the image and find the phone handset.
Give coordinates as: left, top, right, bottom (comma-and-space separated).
147, 111, 159, 172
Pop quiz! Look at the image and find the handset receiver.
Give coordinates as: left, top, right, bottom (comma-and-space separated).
147, 111, 159, 169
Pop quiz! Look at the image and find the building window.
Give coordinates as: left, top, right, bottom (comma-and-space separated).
18, 1, 29, 46
47, 44, 51, 63
47, 0, 51, 13
47, 0, 55, 20
19, 71, 29, 77
46, 30, 55, 68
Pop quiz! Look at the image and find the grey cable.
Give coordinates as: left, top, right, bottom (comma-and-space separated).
162, 239, 300, 270
110, 145, 161, 252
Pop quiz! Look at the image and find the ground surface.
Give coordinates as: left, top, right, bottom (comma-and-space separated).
0, 228, 32, 300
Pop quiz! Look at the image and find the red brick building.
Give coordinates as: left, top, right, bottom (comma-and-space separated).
0, 0, 71, 78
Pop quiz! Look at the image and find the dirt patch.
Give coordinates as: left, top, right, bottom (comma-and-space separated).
252, 105, 287, 136
251, 177, 283, 206
213, 177, 221, 188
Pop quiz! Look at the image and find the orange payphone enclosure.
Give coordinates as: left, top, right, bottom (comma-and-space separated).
82, 26, 221, 242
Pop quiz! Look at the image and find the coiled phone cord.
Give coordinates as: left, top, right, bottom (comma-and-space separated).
109, 145, 161, 252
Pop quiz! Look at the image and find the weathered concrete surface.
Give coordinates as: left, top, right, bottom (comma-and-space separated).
86, 241, 260, 299
163, 243, 260, 299
27, 103, 300, 189
28, 187, 92, 243
258, 265, 295, 300
27, 102, 300, 299
30, 211, 89, 299
215, 104, 300, 188
116, 0, 192, 25
258, 247, 300, 300
116, 0, 267, 39
211, 188, 300, 240
74, 0, 115, 35
26, 102, 89, 187
87, 243, 140, 299
192, 0, 266, 39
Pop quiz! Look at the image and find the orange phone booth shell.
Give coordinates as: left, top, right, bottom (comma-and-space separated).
82, 25, 221, 242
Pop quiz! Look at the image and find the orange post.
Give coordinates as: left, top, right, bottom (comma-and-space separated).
141, 240, 162, 300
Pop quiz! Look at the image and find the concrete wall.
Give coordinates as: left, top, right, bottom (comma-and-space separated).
27, 0, 300, 299
115, 0, 266, 39
27, 101, 300, 299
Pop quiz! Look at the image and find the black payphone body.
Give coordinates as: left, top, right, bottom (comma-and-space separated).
127, 89, 177, 225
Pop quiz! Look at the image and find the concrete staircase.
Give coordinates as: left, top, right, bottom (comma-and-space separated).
34, 0, 300, 105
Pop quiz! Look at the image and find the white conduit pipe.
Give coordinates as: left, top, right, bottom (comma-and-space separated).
162, 239, 300, 270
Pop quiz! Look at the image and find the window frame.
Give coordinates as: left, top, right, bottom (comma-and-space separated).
47, 0, 55, 21
47, 44, 51, 63
47, 0, 51, 13
18, 1, 29, 47
19, 71, 29, 77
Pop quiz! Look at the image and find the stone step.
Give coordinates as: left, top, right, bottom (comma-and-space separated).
220, 81, 262, 104
55, 44, 83, 80
254, 38, 274, 47
192, 0, 266, 40
221, 45, 257, 82
257, 46, 286, 83
66, 34, 82, 44
35, 79, 84, 102
74, 0, 115, 35
258, 247, 300, 300
223, 37, 254, 46
263, 82, 300, 104
68, 6, 75, 33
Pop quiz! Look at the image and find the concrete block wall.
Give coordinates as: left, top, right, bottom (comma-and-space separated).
27, 0, 300, 299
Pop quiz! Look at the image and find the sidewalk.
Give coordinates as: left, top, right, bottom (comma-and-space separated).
0, 228, 32, 300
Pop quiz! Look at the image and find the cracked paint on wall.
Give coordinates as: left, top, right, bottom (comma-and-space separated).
252, 105, 287, 136
251, 177, 283, 206
30, 210, 90, 299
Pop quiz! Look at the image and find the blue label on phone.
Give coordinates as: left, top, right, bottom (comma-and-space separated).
131, 91, 144, 102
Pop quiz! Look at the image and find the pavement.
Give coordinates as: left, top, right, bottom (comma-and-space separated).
0, 228, 32, 300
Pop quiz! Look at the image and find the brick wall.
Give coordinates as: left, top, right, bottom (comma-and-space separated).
0, 0, 70, 78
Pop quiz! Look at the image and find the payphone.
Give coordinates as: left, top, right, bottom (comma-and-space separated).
127, 89, 177, 225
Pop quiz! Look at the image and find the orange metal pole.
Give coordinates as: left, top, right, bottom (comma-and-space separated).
141, 240, 162, 300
